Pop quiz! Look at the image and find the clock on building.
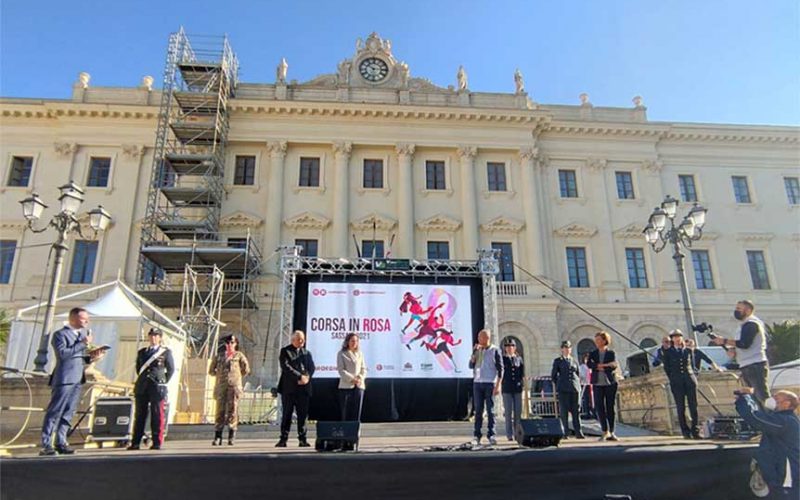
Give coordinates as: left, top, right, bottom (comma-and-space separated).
358, 57, 389, 82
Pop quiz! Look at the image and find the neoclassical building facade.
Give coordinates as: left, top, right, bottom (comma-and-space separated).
1, 32, 798, 381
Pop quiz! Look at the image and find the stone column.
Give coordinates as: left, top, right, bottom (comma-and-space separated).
264, 141, 287, 261
395, 143, 415, 258
457, 146, 479, 259
519, 147, 544, 275
332, 141, 352, 257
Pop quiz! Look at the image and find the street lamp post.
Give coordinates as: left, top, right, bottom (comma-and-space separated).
20, 181, 112, 372
643, 195, 708, 344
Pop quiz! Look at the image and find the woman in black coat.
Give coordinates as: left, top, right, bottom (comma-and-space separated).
586, 331, 619, 441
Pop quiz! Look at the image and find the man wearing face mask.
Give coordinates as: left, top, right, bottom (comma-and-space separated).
711, 300, 770, 406
735, 387, 799, 498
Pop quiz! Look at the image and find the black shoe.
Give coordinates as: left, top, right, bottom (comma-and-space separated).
150, 445, 161, 450
228, 429, 235, 446
298, 440, 310, 448
55, 445, 75, 455
212, 430, 223, 446
275, 440, 287, 448
39, 447, 57, 456
691, 432, 702, 440
576, 434, 586, 439
126, 444, 140, 451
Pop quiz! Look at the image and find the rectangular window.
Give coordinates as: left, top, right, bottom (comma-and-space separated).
732, 176, 751, 203
566, 247, 590, 288
486, 162, 507, 191
295, 239, 319, 258
0, 240, 16, 284
691, 250, 715, 289
615, 171, 635, 199
425, 161, 446, 190
362, 240, 384, 259
233, 155, 256, 186
491, 242, 515, 282
362, 159, 384, 189
227, 238, 247, 249
7, 156, 33, 187
299, 157, 320, 187
784, 177, 800, 205
746, 250, 771, 290
141, 260, 165, 285
558, 170, 578, 198
87, 157, 111, 187
69, 240, 98, 284
678, 175, 697, 202
426, 241, 450, 260
625, 248, 648, 288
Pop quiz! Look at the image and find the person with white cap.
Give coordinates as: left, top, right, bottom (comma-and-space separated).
551, 340, 584, 439
663, 329, 700, 439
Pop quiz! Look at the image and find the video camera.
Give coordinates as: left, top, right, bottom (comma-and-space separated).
693, 322, 719, 340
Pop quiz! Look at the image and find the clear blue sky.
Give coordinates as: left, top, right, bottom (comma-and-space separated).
1, 0, 798, 125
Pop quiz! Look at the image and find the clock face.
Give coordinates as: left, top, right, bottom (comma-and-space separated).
359, 57, 389, 82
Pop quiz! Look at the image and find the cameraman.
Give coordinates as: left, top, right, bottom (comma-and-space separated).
711, 300, 770, 406
735, 387, 799, 498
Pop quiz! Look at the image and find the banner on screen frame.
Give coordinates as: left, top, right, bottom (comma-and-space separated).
305, 282, 473, 379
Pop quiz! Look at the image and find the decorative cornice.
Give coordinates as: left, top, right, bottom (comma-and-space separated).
266, 140, 288, 158
121, 144, 146, 160
350, 213, 397, 231
1, 103, 159, 120
554, 221, 598, 239
416, 214, 462, 232
0, 219, 27, 230
456, 145, 477, 159
586, 158, 607, 172
395, 143, 416, 156
54, 142, 78, 157
284, 211, 331, 230
736, 232, 775, 242
219, 211, 264, 228
613, 223, 644, 240
663, 129, 799, 144
480, 216, 525, 233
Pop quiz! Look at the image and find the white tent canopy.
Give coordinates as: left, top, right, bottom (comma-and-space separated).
6, 280, 188, 423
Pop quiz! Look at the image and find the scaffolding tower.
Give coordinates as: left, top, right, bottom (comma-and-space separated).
136, 28, 261, 335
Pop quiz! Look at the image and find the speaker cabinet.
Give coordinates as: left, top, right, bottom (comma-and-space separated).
315, 421, 361, 451
90, 397, 134, 441
515, 418, 564, 448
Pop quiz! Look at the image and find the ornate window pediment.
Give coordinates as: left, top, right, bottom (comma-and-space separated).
351, 213, 397, 232
416, 214, 461, 232
613, 222, 644, 240
284, 211, 330, 230
554, 221, 597, 239
0, 219, 27, 230
480, 216, 525, 233
220, 211, 263, 228
736, 232, 775, 242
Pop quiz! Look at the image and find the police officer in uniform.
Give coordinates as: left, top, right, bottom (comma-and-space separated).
128, 328, 174, 450
663, 329, 700, 439
551, 340, 585, 439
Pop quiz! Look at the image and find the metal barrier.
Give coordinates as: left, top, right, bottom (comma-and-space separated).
237, 387, 280, 425
0, 366, 48, 448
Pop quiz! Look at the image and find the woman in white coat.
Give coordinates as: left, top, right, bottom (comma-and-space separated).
337, 333, 366, 421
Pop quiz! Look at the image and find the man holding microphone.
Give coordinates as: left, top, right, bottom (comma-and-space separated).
469, 329, 503, 446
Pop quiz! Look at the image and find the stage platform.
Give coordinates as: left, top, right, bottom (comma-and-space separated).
1, 422, 759, 500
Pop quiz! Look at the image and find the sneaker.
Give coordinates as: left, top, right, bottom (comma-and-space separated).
275, 440, 287, 448
39, 447, 57, 456
608, 433, 619, 442
470, 437, 480, 447
488, 436, 497, 446
55, 445, 75, 455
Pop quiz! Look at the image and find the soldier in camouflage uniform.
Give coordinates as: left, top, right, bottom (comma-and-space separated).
209, 334, 250, 445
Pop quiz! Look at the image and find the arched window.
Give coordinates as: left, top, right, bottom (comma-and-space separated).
500, 335, 524, 360
577, 338, 595, 359
639, 337, 657, 349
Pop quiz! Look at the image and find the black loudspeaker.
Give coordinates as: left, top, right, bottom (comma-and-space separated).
626, 352, 651, 378
515, 418, 564, 448
708, 416, 758, 440
315, 421, 360, 452
90, 397, 134, 442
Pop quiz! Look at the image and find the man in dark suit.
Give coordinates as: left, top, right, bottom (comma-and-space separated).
128, 328, 175, 450
276, 330, 315, 447
551, 340, 584, 439
663, 329, 700, 439
40, 307, 94, 455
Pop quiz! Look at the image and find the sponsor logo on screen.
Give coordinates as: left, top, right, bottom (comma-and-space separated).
420, 363, 433, 371
311, 288, 327, 296
316, 365, 338, 372
376, 364, 395, 372
403, 362, 413, 372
